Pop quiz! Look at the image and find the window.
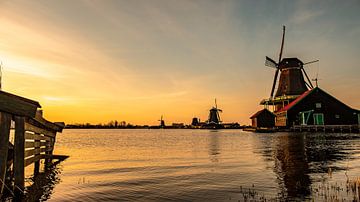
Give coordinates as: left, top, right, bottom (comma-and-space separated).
313, 113, 324, 125
316, 103, 322, 108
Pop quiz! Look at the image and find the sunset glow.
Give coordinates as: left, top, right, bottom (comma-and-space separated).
1, 0, 359, 125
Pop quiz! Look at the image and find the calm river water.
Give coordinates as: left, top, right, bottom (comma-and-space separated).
26, 129, 360, 201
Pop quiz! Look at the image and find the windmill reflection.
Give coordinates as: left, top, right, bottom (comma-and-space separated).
256, 133, 352, 200
273, 134, 311, 198
208, 132, 220, 163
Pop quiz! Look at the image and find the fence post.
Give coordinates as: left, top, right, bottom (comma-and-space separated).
0, 112, 11, 196
34, 133, 40, 176
14, 116, 25, 196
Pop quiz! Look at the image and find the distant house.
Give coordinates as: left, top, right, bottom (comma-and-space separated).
172, 123, 185, 128
275, 87, 360, 127
250, 108, 275, 128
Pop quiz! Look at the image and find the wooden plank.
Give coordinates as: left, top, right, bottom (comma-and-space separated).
24, 148, 46, 158
28, 141, 48, 148
29, 111, 64, 132
25, 142, 35, 149
14, 116, 25, 195
0, 112, 11, 195
0, 91, 40, 118
25, 122, 56, 137
24, 154, 43, 167
42, 154, 69, 161
25, 132, 48, 141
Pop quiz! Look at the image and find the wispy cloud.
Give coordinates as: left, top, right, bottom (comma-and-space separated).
288, 1, 324, 24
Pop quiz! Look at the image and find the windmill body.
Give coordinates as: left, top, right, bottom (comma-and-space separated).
208, 108, 221, 124
275, 58, 308, 97
207, 99, 222, 124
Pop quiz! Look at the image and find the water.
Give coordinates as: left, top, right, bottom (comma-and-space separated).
26, 129, 360, 201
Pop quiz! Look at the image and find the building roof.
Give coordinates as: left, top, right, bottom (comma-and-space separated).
250, 108, 275, 119
276, 87, 360, 113
279, 57, 303, 69
276, 88, 314, 113
0, 90, 41, 118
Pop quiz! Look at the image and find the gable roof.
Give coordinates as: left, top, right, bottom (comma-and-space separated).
276, 88, 315, 113
250, 108, 275, 119
276, 87, 360, 113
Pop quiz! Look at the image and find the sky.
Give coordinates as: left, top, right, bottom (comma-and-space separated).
0, 0, 359, 125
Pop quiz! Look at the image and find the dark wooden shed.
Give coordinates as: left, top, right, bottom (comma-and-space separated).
250, 108, 275, 128
275, 87, 360, 127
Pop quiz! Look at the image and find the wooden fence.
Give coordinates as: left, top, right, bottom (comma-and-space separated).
0, 91, 65, 198
291, 124, 360, 133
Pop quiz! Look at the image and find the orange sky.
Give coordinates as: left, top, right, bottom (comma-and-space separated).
1, 0, 359, 125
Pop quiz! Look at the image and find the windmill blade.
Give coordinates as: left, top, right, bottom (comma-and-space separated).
270, 26, 285, 98
278, 26, 286, 65
304, 81, 312, 89
303, 60, 319, 66
270, 69, 280, 98
265, 56, 278, 68
218, 109, 222, 112
301, 67, 314, 89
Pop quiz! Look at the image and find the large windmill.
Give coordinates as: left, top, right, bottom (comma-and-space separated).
261, 26, 318, 111
207, 99, 222, 124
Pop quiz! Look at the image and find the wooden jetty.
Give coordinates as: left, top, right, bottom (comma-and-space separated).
0, 90, 66, 199
291, 125, 360, 133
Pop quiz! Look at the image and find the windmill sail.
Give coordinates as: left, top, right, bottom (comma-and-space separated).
265, 56, 277, 68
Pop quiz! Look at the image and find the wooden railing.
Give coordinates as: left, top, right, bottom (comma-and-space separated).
291, 124, 360, 133
0, 91, 65, 198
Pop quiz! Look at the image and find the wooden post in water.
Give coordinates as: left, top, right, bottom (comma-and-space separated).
14, 116, 25, 196
0, 112, 11, 196
34, 133, 40, 176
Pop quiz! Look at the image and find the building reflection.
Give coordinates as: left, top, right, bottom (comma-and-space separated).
257, 133, 350, 200
273, 134, 310, 198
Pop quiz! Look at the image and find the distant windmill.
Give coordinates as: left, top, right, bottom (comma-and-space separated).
207, 99, 222, 124
312, 64, 321, 87
262, 26, 319, 111
158, 115, 165, 128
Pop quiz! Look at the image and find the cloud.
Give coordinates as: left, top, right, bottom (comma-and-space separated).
289, 1, 324, 24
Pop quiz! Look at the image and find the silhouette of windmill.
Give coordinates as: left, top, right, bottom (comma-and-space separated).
158, 115, 165, 128
207, 99, 222, 124
261, 26, 319, 111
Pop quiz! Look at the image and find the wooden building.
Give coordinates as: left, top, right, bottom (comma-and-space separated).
0, 90, 65, 198
250, 108, 275, 128
275, 87, 360, 127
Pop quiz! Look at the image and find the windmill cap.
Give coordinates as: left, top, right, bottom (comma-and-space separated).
279, 58, 303, 69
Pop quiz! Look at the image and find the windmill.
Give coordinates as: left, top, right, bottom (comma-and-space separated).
207, 99, 222, 124
158, 115, 165, 128
262, 26, 319, 111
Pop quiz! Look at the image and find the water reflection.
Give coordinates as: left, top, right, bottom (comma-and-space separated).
257, 132, 356, 200
273, 134, 311, 199
208, 132, 220, 163
25, 164, 62, 202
